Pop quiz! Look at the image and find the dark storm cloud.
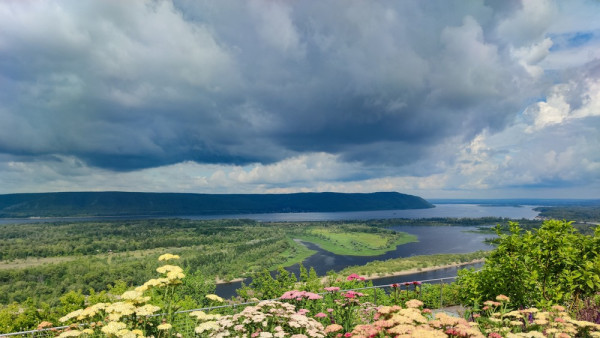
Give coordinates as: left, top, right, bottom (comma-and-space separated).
0, 1, 545, 171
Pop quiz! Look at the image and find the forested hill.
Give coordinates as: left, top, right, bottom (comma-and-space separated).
0, 191, 434, 217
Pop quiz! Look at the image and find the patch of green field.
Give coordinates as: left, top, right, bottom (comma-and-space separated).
294, 226, 417, 256
269, 238, 317, 270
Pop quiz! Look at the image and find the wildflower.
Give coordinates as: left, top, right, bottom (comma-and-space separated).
157, 323, 172, 330
101, 321, 127, 335
135, 304, 161, 316
324, 286, 340, 292
496, 294, 510, 302
405, 299, 424, 308
315, 312, 327, 318
131, 329, 144, 336
156, 265, 183, 274
195, 321, 219, 333
342, 290, 364, 299
325, 324, 343, 333
158, 253, 180, 261
297, 309, 309, 315
58, 330, 82, 337
346, 273, 365, 281
412, 281, 422, 285
167, 271, 185, 280
59, 309, 83, 323
206, 294, 224, 302
327, 308, 334, 313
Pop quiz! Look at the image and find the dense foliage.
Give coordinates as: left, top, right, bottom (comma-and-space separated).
457, 220, 600, 308
0, 219, 416, 306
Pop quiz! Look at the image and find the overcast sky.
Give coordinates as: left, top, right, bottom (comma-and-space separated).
1, 0, 599, 199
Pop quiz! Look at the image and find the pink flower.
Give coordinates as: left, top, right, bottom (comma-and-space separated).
342, 290, 364, 299
324, 287, 340, 292
344, 333, 352, 337
347, 273, 360, 281
297, 309, 309, 315
412, 281, 421, 285
327, 308, 334, 313
315, 312, 327, 318
488, 333, 502, 338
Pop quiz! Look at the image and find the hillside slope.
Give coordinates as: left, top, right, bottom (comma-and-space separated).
0, 191, 434, 217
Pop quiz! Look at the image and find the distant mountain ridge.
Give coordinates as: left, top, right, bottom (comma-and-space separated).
0, 191, 434, 218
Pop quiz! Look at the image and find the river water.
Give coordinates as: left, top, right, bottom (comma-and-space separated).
0, 203, 539, 224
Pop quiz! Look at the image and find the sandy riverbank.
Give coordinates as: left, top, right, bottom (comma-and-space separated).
215, 259, 485, 285
361, 259, 485, 281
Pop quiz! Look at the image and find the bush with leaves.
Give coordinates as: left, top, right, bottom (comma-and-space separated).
457, 220, 600, 308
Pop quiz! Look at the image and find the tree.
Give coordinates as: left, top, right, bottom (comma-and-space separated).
457, 220, 600, 308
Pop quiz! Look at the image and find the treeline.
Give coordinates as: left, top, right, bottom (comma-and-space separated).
535, 205, 600, 222
0, 219, 256, 260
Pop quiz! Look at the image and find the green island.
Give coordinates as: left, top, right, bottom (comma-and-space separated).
287, 223, 417, 256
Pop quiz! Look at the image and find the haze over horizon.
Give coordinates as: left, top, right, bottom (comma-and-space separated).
1, 0, 599, 199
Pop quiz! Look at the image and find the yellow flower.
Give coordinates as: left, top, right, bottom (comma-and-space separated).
156, 265, 183, 274
101, 321, 127, 335
206, 294, 224, 302
158, 253, 180, 261
121, 290, 143, 300
58, 330, 82, 337
59, 309, 83, 322
167, 271, 185, 280
157, 323, 172, 330
195, 321, 219, 333
135, 304, 161, 316
117, 329, 137, 338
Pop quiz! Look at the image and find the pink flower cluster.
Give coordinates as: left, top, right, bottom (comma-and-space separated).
324, 287, 340, 292
342, 290, 364, 299
280, 290, 323, 300
346, 273, 365, 281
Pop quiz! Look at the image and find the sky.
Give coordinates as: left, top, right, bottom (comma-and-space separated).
0, 0, 599, 199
